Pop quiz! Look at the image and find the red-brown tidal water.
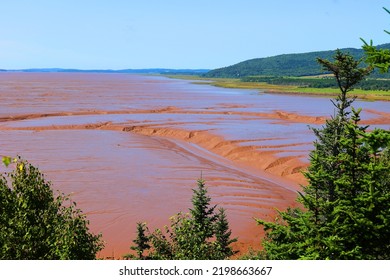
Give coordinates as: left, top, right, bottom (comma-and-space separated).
0, 73, 389, 258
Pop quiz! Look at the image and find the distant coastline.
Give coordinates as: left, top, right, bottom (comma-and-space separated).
166, 75, 390, 102
0, 68, 210, 75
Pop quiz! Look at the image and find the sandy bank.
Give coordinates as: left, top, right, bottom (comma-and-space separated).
3, 105, 388, 188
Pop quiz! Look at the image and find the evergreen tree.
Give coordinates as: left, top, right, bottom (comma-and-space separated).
328, 113, 390, 259
257, 51, 390, 259
362, 39, 390, 73
299, 51, 371, 228
317, 49, 372, 119
362, 7, 390, 73
213, 208, 238, 259
189, 179, 217, 241
124, 222, 150, 259
127, 179, 237, 260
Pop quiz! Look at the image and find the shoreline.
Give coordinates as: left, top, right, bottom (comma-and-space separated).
165, 75, 390, 101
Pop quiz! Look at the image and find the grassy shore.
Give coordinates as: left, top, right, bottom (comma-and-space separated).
166, 75, 390, 101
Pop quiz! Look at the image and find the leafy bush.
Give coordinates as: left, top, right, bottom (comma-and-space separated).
0, 158, 104, 259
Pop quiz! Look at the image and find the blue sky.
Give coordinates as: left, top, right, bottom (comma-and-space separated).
0, 0, 389, 69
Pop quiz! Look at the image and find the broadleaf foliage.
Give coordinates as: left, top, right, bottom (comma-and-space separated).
0, 158, 104, 259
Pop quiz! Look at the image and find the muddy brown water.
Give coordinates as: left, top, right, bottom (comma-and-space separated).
1, 73, 389, 258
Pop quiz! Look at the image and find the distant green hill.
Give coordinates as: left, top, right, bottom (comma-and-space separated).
204, 44, 390, 78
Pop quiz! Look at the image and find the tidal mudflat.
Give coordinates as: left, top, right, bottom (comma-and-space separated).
1, 73, 389, 258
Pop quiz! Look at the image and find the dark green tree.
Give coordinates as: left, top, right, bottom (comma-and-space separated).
362, 7, 390, 73
325, 113, 390, 259
317, 50, 372, 118
127, 179, 237, 260
123, 222, 150, 260
0, 158, 104, 259
362, 39, 390, 73
213, 208, 238, 259
189, 179, 217, 241
256, 51, 390, 259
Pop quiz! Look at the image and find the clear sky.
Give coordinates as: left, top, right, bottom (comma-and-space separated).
1, 0, 389, 70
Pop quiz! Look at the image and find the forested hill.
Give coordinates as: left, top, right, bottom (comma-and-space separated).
204, 43, 390, 78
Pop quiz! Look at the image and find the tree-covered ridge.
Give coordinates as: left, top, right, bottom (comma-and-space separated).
204, 44, 390, 78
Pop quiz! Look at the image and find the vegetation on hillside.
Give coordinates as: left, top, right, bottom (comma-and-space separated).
169, 42, 390, 99
204, 44, 390, 78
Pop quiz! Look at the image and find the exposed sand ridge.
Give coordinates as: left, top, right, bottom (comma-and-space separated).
2, 105, 388, 193
0, 107, 328, 186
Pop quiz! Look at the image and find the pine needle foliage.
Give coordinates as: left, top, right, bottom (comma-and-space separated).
362, 7, 390, 73
123, 222, 150, 260
257, 51, 390, 260
126, 179, 238, 260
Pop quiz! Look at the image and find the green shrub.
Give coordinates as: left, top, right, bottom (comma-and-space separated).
0, 158, 104, 259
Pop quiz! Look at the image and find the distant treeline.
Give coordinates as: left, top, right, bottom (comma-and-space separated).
241, 76, 390, 91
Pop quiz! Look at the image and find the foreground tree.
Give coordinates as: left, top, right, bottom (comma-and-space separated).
0, 158, 104, 259
123, 222, 150, 260
302, 51, 372, 224
213, 208, 238, 259
126, 179, 237, 260
256, 51, 390, 259
362, 7, 390, 73
362, 39, 390, 73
